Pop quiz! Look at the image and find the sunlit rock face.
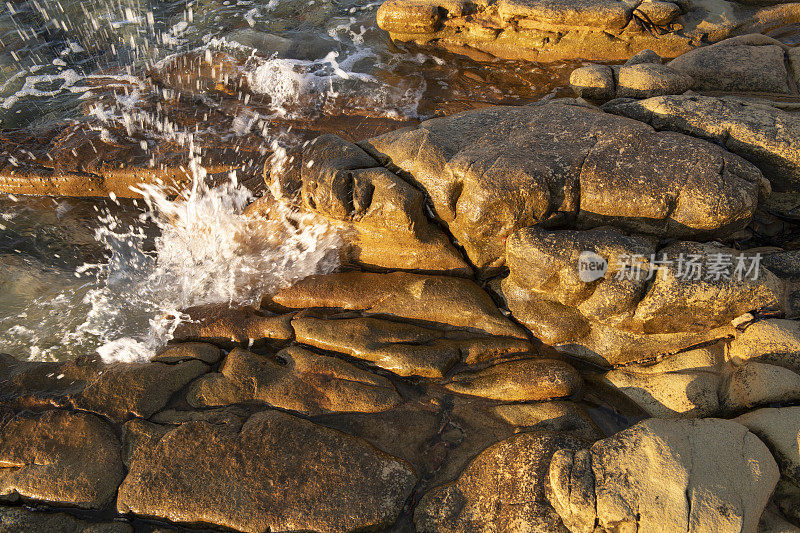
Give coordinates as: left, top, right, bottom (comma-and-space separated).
377, 0, 800, 62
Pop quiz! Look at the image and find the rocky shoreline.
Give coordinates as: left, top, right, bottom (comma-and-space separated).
2, 10, 800, 533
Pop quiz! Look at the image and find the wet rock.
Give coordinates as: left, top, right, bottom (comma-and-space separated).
547, 418, 779, 533
503, 226, 783, 365
736, 407, 800, 486
187, 346, 401, 415
569, 64, 615, 101
729, 319, 800, 374
376, 0, 800, 62
668, 34, 791, 94
0, 506, 132, 533
292, 315, 533, 378
150, 342, 222, 364
414, 431, 585, 532
491, 401, 603, 441
603, 94, 800, 191
0, 410, 124, 509
171, 304, 294, 347
443, 357, 582, 402
721, 361, 800, 411
270, 271, 527, 338
117, 409, 417, 532
616, 63, 693, 98
267, 134, 469, 274
361, 102, 763, 272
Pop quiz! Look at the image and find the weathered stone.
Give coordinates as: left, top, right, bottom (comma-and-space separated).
267, 134, 470, 274
171, 304, 294, 347
71, 360, 207, 422
0, 506, 132, 533
151, 342, 222, 364
624, 48, 663, 66
736, 407, 800, 486
117, 410, 417, 532
668, 34, 790, 93
603, 94, 800, 191
187, 346, 401, 415
361, 102, 762, 272
0, 410, 123, 509
617, 63, 693, 98
729, 319, 800, 374
758, 504, 800, 533
721, 361, 800, 411
443, 357, 582, 401
491, 401, 603, 440
270, 271, 527, 338
634, 1, 680, 25
569, 64, 615, 100
377, 0, 443, 34
547, 418, 779, 533
773, 479, 800, 528
292, 315, 533, 377
415, 431, 584, 532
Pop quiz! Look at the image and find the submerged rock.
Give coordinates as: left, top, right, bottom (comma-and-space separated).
547, 418, 779, 533
0, 410, 124, 509
117, 409, 417, 532
0, 506, 132, 533
361, 101, 763, 272
171, 304, 294, 347
414, 431, 585, 532
187, 346, 401, 415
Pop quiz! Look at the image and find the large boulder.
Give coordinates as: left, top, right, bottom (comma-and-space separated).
729, 319, 800, 373
414, 431, 585, 532
360, 102, 763, 272
547, 418, 780, 533
187, 346, 401, 415
736, 407, 800, 486
0, 410, 124, 509
604, 94, 800, 191
117, 409, 417, 532
376, 0, 800, 62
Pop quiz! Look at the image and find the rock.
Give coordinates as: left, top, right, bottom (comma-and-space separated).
624, 48, 663, 66
171, 304, 294, 347
151, 342, 222, 364
603, 94, 800, 191
721, 362, 800, 411
736, 407, 800, 486
0, 506, 132, 533
270, 271, 527, 338
569, 64, 615, 101
414, 431, 585, 532
376, 0, 800, 62
503, 226, 782, 365
491, 401, 603, 440
616, 63, 693, 98
729, 319, 800, 374
361, 102, 763, 272
292, 315, 533, 377
773, 479, 800, 527
547, 418, 780, 533
187, 346, 401, 415
267, 134, 470, 274
117, 409, 417, 532
758, 504, 800, 533
668, 34, 791, 93
443, 357, 582, 401
0, 410, 124, 509
71, 360, 208, 422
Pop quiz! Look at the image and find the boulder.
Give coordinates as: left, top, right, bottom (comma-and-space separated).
569, 64, 615, 101
0, 506, 132, 533
361, 102, 763, 272
736, 407, 800, 485
721, 362, 800, 411
414, 431, 585, 532
547, 418, 780, 533
603, 94, 800, 191
292, 314, 533, 378
270, 271, 527, 338
443, 357, 582, 401
117, 410, 417, 532
151, 342, 222, 364
266, 134, 470, 274
616, 63, 693, 98
0, 410, 124, 509
491, 401, 603, 441
187, 346, 401, 415
624, 48, 663, 66
171, 304, 294, 347
729, 319, 800, 373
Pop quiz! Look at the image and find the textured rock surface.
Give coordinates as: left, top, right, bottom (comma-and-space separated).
117, 409, 417, 532
361, 102, 762, 271
187, 346, 401, 414
491, 401, 603, 441
0, 410, 124, 509
151, 342, 222, 364
616, 63, 693, 98
569, 64, 615, 100
604, 94, 800, 191
0, 506, 132, 533
736, 407, 800, 485
171, 304, 294, 347
547, 418, 780, 533
730, 319, 800, 373
414, 431, 585, 532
